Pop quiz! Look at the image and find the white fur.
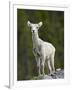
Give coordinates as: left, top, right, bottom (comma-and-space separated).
27, 21, 55, 76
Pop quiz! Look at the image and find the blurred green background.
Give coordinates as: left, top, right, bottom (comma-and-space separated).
17, 9, 64, 80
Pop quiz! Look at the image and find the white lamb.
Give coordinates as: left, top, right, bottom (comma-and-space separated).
27, 21, 56, 76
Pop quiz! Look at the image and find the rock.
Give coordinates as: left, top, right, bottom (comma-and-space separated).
39, 75, 53, 79
55, 69, 64, 79
33, 69, 64, 80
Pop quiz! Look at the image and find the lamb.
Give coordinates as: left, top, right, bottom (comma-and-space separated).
27, 21, 55, 76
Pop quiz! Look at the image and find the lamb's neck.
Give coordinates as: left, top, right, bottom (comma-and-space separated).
32, 33, 39, 48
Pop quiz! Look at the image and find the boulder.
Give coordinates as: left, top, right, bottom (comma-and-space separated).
33, 69, 64, 80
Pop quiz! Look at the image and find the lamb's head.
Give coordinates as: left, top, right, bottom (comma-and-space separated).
27, 21, 43, 34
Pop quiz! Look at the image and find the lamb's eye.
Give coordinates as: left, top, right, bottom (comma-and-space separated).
36, 27, 39, 29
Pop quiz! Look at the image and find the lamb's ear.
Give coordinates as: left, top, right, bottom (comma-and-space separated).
27, 21, 31, 27
38, 22, 43, 27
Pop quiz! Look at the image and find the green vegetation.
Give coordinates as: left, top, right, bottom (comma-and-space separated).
17, 9, 64, 80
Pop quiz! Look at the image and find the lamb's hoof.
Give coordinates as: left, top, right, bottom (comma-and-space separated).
48, 73, 55, 76
51, 73, 55, 76
38, 74, 42, 77
38, 74, 45, 77
54, 72, 57, 74
43, 74, 45, 76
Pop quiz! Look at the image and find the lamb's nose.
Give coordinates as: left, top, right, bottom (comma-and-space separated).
33, 30, 34, 33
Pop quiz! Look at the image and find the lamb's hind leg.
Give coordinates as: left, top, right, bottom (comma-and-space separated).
41, 62, 45, 76
50, 55, 55, 74
41, 56, 45, 76
47, 60, 52, 75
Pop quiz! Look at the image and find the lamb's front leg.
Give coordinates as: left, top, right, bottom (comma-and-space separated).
40, 53, 45, 76
36, 57, 41, 76
33, 48, 41, 76
35, 55, 41, 76
41, 56, 45, 76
